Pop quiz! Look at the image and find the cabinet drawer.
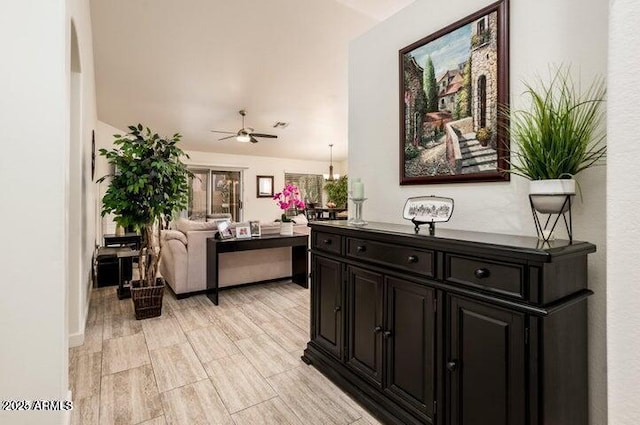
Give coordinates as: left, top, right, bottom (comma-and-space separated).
445, 255, 525, 299
347, 238, 434, 278
313, 231, 342, 255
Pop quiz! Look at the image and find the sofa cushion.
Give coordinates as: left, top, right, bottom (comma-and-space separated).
175, 218, 220, 234
163, 229, 188, 245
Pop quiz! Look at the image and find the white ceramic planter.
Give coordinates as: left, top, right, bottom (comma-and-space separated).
529, 179, 576, 214
280, 221, 294, 236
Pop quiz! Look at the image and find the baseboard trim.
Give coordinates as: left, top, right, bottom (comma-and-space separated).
68, 331, 85, 347
61, 390, 72, 425
69, 274, 93, 348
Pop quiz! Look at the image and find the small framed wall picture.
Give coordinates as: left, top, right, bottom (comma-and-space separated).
217, 220, 234, 239
249, 220, 261, 237
256, 175, 274, 198
235, 223, 252, 239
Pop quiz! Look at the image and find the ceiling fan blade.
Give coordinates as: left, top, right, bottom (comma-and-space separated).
251, 133, 278, 139
249, 136, 260, 144
211, 130, 236, 134
218, 135, 236, 141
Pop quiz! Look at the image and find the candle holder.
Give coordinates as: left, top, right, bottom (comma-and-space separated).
348, 198, 368, 226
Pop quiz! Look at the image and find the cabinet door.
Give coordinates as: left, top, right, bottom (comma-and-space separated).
385, 277, 436, 421
447, 295, 526, 425
346, 266, 384, 387
312, 255, 343, 359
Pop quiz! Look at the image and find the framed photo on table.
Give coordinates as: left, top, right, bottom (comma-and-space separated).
235, 223, 252, 239
249, 220, 261, 237
256, 175, 274, 198
399, 0, 509, 185
216, 220, 234, 239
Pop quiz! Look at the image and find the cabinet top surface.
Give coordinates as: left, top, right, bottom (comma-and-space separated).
310, 221, 595, 260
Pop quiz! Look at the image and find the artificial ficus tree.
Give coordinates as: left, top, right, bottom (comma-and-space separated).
98, 124, 191, 287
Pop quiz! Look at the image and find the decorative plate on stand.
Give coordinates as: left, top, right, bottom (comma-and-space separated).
403, 196, 454, 234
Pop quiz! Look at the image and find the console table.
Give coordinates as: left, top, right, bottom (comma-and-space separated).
303, 221, 595, 425
206, 233, 309, 305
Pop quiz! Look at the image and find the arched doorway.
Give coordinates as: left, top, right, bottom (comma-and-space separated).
477, 75, 487, 128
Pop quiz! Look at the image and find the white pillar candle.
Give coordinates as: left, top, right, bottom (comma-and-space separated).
351, 177, 360, 191
352, 180, 365, 199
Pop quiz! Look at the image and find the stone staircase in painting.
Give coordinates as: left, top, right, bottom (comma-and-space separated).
459, 132, 497, 174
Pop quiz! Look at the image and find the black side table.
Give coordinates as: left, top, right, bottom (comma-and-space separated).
117, 249, 140, 299
104, 232, 142, 249
96, 247, 121, 287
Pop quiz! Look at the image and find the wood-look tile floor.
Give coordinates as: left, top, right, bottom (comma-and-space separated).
70, 281, 382, 425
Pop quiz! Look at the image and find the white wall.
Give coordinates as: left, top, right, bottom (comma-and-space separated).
95, 121, 119, 239
67, 0, 99, 349
95, 121, 345, 227
0, 1, 68, 424
349, 0, 608, 423
607, 0, 640, 423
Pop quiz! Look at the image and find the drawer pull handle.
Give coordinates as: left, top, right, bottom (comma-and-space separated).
474, 268, 491, 279
356, 245, 367, 253
373, 325, 383, 333
334, 306, 341, 313
383, 330, 393, 339
407, 255, 418, 263
322, 239, 332, 245
447, 360, 458, 372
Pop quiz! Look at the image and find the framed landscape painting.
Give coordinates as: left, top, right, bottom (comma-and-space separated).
399, 0, 509, 185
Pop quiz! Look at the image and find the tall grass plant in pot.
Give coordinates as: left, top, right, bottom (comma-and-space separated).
506, 66, 606, 215
98, 124, 191, 319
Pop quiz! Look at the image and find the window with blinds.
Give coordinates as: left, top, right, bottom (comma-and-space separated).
284, 172, 324, 210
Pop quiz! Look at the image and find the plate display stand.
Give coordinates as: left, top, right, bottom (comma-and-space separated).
403, 196, 454, 235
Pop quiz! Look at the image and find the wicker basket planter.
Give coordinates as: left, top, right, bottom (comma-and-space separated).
130, 279, 165, 320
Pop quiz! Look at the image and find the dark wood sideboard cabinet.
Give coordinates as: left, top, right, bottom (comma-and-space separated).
302, 221, 595, 425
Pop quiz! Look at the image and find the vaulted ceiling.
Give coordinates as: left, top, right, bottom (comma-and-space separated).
90, 0, 414, 161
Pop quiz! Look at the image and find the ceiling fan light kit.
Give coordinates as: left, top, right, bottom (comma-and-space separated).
211, 109, 279, 144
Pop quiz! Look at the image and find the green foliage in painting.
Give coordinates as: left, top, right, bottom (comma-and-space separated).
458, 58, 472, 118
423, 56, 439, 112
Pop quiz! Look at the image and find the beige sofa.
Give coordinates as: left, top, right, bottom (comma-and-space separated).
159, 217, 309, 297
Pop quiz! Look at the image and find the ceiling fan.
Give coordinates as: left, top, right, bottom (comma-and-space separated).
211, 110, 278, 143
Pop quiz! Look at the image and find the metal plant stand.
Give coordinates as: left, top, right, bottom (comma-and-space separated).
529, 195, 573, 243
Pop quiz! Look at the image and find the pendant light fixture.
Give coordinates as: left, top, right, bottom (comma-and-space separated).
323, 144, 340, 181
